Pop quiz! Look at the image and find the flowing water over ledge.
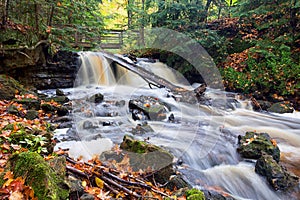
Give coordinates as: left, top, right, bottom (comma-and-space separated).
54, 52, 300, 200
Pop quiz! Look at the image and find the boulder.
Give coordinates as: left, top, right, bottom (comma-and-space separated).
0, 75, 28, 100
267, 102, 294, 113
5, 152, 69, 199
45, 96, 70, 104
255, 154, 299, 191
57, 106, 69, 116
56, 89, 65, 96
101, 135, 188, 188
131, 122, 154, 135
25, 109, 39, 120
237, 132, 280, 162
129, 96, 169, 121
87, 93, 104, 104
13, 98, 41, 110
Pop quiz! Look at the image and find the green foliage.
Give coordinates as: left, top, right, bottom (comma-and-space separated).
190, 29, 229, 63
0, 0, 104, 51
150, 0, 205, 30
222, 44, 300, 97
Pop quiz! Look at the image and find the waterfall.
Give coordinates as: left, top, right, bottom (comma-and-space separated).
55, 52, 300, 200
76, 52, 117, 86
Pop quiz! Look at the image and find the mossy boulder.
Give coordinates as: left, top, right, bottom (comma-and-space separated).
0, 75, 29, 100
102, 135, 177, 185
45, 96, 69, 104
186, 188, 205, 200
237, 132, 280, 162
7, 152, 69, 199
13, 98, 41, 110
25, 109, 39, 120
267, 102, 294, 113
255, 154, 299, 191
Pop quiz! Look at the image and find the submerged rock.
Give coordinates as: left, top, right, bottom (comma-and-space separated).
4, 152, 69, 199
267, 102, 294, 113
255, 154, 299, 191
237, 132, 280, 162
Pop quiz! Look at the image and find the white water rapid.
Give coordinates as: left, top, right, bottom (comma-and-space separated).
55, 52, 300, 200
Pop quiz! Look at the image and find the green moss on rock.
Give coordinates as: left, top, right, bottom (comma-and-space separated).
0, 75, 28, 100
9, 152, 69, 200
186, 188, 205, 200
237, 132, 280, 162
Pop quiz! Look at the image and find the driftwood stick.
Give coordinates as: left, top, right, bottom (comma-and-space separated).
100, 175, 142, 199
66, 165, 89, 179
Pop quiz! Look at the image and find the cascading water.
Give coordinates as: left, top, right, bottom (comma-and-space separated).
56, 51, 300, 200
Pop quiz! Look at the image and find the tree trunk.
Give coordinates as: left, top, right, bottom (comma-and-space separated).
2, 0, 10, 26
127, 0, 133, 28
48, 3, 55, 27
201, 0, 212, 22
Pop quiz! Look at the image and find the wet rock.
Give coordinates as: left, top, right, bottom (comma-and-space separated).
83, 120, 97, 129
168, 113, 175, 122
0, 75, 29, 100
87, 93, 104, 104
80, 193, 95, 200
57, 106, 69, 116
237, 132, 280, 162
68, 176, 85, 200
25, 109, 39, 120
45, 96, 70, 104
131, 122, 154, 135
5, 152, 69, 199
267, 102, 294, 113
255, 100, 272, 111
129, 96, 168, 121
211, 98, 241, 110
41, 103, 56, 112
255, 154, 299, 191
58, 122, 73, 129
203, 190, 236, 200
56, 88, 65, 96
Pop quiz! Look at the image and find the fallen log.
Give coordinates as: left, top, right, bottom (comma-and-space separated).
101, 51, 206, 103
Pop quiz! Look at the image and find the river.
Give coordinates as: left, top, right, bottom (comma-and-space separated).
54, 52, 300, 200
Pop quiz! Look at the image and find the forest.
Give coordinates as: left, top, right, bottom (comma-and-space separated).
0, 0, 300, 199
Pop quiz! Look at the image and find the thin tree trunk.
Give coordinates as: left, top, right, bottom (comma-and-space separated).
34, 3, 39, 32
201, 0, 212, 22
127, 0, 133, 28
2, 0, 10, 26
48, 3, 55, 26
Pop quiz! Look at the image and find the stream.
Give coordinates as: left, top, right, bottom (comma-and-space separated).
54, 52, 300, 200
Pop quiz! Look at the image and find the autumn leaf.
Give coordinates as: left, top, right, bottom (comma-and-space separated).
95, 177, 104, 189
8, 191, 23, 200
